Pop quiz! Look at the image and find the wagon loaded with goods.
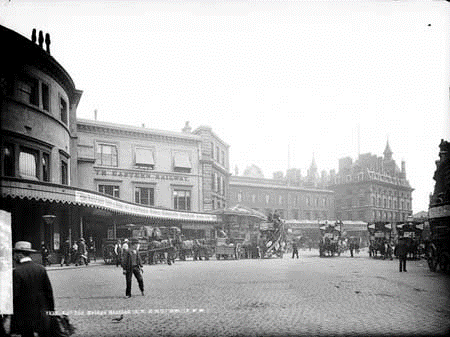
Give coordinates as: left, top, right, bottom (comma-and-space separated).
427, 139, 450, 272
367, 222, 393, 259
215, 236, 242, 260
318, 221, 342, 257
258, 213, 286, 258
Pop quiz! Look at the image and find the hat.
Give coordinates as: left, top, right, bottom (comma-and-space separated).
80, 238, 85, 241
124, 239, 129, 242
13, 241, 37, 253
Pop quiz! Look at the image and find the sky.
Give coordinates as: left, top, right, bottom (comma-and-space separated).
1, 0, 449, 213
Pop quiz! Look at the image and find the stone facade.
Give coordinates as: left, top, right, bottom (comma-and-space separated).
327, 141, 414, 222
76, 119, 204, 212
192, 126, 230, 211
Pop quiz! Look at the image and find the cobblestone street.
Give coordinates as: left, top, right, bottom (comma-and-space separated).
47, 249, 450, 337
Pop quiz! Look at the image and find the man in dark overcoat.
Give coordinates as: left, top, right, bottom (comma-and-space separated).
394, 237, 408, 272
122, 238, 144, 298
292, 241, 299, 259
11, 241, 55, 337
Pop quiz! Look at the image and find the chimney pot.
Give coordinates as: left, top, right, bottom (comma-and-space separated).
45, 33, 51, 54
31, 29, 37, 43
38, 31, 44, 48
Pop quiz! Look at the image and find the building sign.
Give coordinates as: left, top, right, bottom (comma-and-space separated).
94, 169, 190, 182
75, 191, 218, 222
0, 210, 13, 314
429, 205, 450, 219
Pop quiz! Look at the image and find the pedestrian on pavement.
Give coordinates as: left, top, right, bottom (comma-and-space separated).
41, 241, 50, 267
87, 236, 96, 262
71, 241, 78, 264
11, 241, 55, 337
394, 237, 408, 272
76, 238, 88, 266
114, 239, 122, 267
122, 238, 144, 298
292, 241, 299, 259
60, 239, 71, 266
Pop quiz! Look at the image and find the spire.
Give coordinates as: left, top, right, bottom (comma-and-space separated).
383, 138, 393, 160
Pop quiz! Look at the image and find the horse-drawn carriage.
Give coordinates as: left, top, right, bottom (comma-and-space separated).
368, 222, 393, 259
318, 221, 342, 257
427, 139, 450, 272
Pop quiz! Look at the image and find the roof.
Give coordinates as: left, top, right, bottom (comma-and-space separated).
210, 204, 267, 220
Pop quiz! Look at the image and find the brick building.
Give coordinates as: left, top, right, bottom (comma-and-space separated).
327, 140, 414, 223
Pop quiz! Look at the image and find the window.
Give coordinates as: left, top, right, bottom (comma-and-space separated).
265, 194, 270, 204
216, 146, 219, 162
61, 160, 68, 185
238, 191, 242, 202
60, 97, 68, 124
306, 196, 310, 206
173, 152, 191, 173
99, 185, 120, 198
383, 199, 387, 208
221, 177, 225, 196
252, 194, 256, 203
2, 144, 15, 176
279, 195, 283, 205
292, 209, 299, 220
41, 83, 50, 111
213, 173, 218, 192
211, 142, 214, 158
135, 187, 155, 206
221, 150, 225, 166
17, 77, 38, 105
96, 144, 118, 167
135, 148, 154, 168
42, 153, 50, 182
19, 148, 38, 180
173, 190, 191, 210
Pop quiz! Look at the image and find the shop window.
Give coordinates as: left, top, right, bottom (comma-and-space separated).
19, 148, 38, 180
135, 187, 155, 206
42, 153, 50, 182
173, 190, 191, 211
42, 82, 50, 111
61, 160, 68, 185
99, 185, 120, 198
2, 144, 15, 176
17, 77, 39, 106
96, 144, 118, 167
60, 97, 68, 124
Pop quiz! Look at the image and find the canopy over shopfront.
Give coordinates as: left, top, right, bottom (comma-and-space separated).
1, 177, 219, 252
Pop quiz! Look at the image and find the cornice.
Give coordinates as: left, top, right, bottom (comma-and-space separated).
77, 122, 200, 146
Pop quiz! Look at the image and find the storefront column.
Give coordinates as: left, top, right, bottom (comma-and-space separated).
80, 215, 84, 239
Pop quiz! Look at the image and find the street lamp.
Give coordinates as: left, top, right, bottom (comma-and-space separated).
42, 215, 56, 251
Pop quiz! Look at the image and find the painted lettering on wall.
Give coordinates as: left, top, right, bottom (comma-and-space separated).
94, 169, 189, 182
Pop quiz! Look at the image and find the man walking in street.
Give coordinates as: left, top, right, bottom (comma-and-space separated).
122, 238, 144, 298
76, 238, 88, 266
11, 241, 55, 337
292, 240, 299, 259
41, 241, 50, 267
394, 237, 408, 272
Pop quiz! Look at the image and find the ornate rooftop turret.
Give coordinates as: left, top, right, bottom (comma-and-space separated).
383, 139, 393, 160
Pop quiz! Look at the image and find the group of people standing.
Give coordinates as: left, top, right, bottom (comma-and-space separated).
59, 236, 96, 267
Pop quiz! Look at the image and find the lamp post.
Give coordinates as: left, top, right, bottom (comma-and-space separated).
42, 215, 56, 251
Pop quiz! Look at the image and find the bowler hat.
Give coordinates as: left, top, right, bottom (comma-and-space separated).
13, 241, 37, 253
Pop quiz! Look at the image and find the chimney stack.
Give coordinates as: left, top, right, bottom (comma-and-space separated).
142, 123, 145, 128
182, 121, 192, 133
94, 109, 98, 121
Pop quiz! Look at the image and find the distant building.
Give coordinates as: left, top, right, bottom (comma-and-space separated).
229, 164, 335, 220
327, 140, 414, 223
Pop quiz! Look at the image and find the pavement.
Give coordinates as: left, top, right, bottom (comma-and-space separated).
43, 249, 450, 337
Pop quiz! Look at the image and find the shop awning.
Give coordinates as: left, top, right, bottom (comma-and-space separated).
173, 152, 191, 169
1, 178, 218, 223
135, 148, 154, 166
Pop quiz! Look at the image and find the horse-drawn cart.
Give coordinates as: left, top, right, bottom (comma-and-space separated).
367, 222, 393, 259
319, 221, 342, 257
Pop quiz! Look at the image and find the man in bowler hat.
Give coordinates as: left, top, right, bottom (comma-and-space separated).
11, 241, 55, 337
122, 238, 144, 298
